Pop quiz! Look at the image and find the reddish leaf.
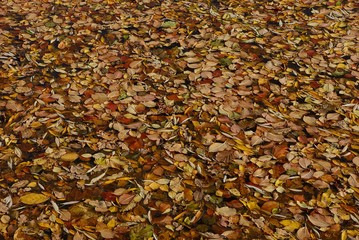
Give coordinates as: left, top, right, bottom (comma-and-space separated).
117, 193, 135, 205
118, 116, 133, 124
102, 192, 117, 201
272, 143, 288, 161
125, 136, 144, 151
212, 69, 222, 77
106, 102, 118, 111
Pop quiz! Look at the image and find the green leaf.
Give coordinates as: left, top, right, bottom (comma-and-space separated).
123, 34, 129, 41
161, 21, 177, 28
332, 71, 345, 77
286, 169, 297, 176
211, 39, 223, 47
45, 21, 56, 28
219, 58, 232, 67
130, 224, 153, 240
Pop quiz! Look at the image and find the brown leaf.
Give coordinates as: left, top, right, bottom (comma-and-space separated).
348, 174, 359, 187
152, 215, 172, 225
297, 226, 311, 240
99, 229, 115, 239
117, 193, 135, 205
209, 142, 230, 152
272, 143, 288, 160
265, 132, 284, 142
308, 213, 331, 228
303, 116, 316, 126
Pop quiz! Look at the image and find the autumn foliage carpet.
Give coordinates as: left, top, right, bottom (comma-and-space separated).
0, 0, 359, 239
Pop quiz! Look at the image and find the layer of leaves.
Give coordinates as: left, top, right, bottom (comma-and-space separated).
0, 0, 358, 239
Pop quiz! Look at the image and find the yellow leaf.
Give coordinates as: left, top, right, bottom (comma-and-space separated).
37, 221, 51, 228
337, 63, 346, 69
280, 220, 301, 232
107, 218, 117, 228
246, 201, 259, 211
341, 230, 347, 240
233, 139, 253, 154
148, 182, 160, 190
48, 129, 61, 137
30, 121, 42, 128
60, 152, 79, 162
27, 182, 37, 188
20, 193, 49, 205
109, 206, 118, 213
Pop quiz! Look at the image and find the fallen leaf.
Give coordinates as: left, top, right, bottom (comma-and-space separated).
99, 229, 115, 239
308, 213, 331, 228
117, 193, 136, 205
297, 226, 311, 240
60, 152, 79, 162
348, 174, 359, 187
209, 142, 229, 152
20, 193, 50, 205
216, 206, 237, 217
261, 201, 279, 213
280, 219, 301, 232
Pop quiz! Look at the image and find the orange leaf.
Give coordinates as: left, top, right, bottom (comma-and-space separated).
272, 143, 288, 160
125, 136, 143, 151
166, 94, 181, 101
118, 116, 133, 124
106, 102, 118, 111
261, 201, 279, 213
184, 188, 193, 202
